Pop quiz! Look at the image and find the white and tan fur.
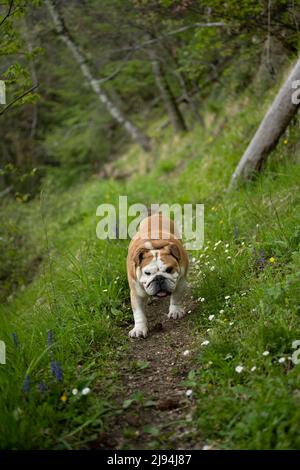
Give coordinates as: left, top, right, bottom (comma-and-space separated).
127, 212, 189, 338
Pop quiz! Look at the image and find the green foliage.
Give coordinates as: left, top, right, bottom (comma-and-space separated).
1, 0, 300, 450
1, 74, 300, 447
1, 0, 298, 200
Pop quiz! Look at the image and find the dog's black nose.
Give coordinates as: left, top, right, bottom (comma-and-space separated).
155, 275, 165, 284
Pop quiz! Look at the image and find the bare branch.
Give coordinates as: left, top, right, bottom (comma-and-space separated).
112, 22, 226, 53
95, 52, 133, 84
0, 83, 38, 116
0, 185, 12, 198
0, 0, 14, 28
163, 22, 226, 37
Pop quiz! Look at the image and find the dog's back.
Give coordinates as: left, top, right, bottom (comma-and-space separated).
134, 212, 180, 241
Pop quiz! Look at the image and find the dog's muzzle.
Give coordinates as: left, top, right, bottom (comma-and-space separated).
150, 275, 172, 298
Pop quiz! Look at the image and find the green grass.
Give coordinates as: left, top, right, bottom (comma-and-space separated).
1, 82, 300, 449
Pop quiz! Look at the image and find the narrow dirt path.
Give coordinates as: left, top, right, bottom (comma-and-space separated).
95, 279, 203, 450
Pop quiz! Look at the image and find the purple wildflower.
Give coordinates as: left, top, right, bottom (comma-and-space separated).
253, 248, 266, 271
50, 360, 63, 382
11, 332, 20, 347
47, 330, 54, 346
22, 375, 30, 393
38, 382, 48, 393
258, 249, 266, 271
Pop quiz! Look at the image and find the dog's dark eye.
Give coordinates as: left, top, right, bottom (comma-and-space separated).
166, 267, 173, 274
145, 271, 151, 276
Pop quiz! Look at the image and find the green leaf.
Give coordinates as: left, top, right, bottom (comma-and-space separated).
122, 398, 134, 409
143, 425, 160, 436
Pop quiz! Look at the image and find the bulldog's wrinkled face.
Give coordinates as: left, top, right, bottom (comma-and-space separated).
134, 242, 181, 298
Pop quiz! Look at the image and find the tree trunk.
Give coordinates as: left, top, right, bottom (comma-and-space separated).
45, 0, 151, 152
164, 43, 205, 127
230, 57, 300, 187
147, 46, 187, 133
22, 17, 38, 140
173, 69, 205, 127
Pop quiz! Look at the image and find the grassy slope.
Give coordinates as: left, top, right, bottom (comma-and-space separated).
1, 79, 300, 449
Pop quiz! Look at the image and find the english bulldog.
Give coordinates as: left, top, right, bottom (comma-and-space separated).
127, 212, 189, 338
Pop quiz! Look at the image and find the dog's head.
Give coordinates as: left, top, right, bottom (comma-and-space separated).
134, 240, 182, 298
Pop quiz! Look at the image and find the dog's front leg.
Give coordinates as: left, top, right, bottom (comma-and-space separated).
168, 278, 187, 319
129, 287, 148, 338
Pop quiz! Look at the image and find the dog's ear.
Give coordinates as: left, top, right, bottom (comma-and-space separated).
133, 247, 148, 266
167, 243, 180, 262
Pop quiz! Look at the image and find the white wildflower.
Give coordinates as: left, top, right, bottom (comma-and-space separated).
72, 388, 78, 396
219, 309, 224, 314
183, 350, 190, 357
208, 315, 215, 321
278, 357, 286, 364
186, 389, 193, 398
81, 387, 91, 396
251, 366, 257, 372
201, 340, 210, 346
235, 365, 244, 374
225, 295, 230, 300
262, 351, 270, 356
210, 266, 215, 271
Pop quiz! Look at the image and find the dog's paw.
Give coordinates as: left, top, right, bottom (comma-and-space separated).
129, 323, 149, 338
168, 305, 185, 320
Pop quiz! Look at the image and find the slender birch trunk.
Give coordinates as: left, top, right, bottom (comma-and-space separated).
164, 44, 205, 127
230, 57, 300, 187
147, 46, 187, 133
45, 0, 151, 152
22, 17, 38, 140
173, 68, 204, 127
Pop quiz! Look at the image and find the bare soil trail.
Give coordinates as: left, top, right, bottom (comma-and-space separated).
95, 284, 203, 450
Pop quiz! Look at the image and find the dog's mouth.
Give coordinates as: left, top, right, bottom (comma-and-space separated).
153, 290, 170, 299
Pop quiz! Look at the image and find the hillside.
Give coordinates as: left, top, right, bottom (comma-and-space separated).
1, 75, 300, 449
